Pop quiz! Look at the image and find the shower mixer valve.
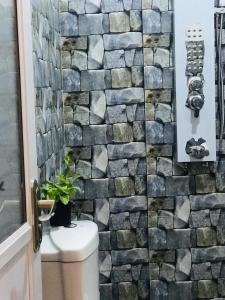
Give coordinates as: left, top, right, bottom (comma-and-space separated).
186, 92, 205, 117
185, 25, 205, 117
188, 76, 204, 91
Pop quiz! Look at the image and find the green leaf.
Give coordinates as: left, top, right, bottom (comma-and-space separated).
72, 174, 80, 180
60, 195, 70, 205
64, 155, 73, 167
39, 155, 80, 205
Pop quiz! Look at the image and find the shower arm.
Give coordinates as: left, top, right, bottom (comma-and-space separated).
215, 9, 225, 141
220, 14, 224, 141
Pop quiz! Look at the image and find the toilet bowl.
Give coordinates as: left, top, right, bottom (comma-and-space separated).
41, 220, 99, 300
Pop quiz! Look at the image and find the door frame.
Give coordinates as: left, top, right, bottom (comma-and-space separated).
0, 0, 42, 299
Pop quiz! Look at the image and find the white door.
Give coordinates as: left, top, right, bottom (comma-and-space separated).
0, 0, 42, 299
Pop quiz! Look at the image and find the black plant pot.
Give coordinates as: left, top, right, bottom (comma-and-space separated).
50, 201, 72, 227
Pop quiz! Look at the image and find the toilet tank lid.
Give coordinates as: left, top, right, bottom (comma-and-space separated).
41, 221, 99, 262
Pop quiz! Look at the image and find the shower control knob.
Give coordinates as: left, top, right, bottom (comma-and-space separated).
186, 138, 209, 159
186, 92, 204, 117
188, 76, 204, 91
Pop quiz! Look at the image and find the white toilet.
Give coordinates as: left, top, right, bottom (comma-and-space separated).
40, 220, 99, 300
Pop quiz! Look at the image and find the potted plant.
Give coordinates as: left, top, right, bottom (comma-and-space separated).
40, 155, 80, 227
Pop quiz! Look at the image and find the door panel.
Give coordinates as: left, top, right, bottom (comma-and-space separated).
0, 248, 29, 300
0, 0, 25, 243
0, 0, 42, 299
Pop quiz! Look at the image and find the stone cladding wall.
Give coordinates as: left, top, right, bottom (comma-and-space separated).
147, 0, 225, 299
32, 0, 64, 181
61, 0, 149, 299
60, 0, 225, 299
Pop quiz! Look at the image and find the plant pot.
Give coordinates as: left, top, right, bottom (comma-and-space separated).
50, 201, 72, 227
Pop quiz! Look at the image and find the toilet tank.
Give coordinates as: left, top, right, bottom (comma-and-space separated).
41, 221, 99, 300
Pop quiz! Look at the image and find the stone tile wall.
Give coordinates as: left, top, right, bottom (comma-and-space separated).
61, 0, 149, 299
32, 0, 64, 181
147, 1, 225, 299
60, 0, 225, 299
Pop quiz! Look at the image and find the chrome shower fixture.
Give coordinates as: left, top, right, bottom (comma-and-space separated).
185, 27, 205, 118
185, 138, 209, 159
174, 0, 216, 162
188, 76, 204, 91
186, 92, 204, 118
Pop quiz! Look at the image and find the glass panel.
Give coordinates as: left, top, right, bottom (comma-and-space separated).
0, 0, 26, 243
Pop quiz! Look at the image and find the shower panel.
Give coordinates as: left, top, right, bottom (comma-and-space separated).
174, 0, 216, 162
